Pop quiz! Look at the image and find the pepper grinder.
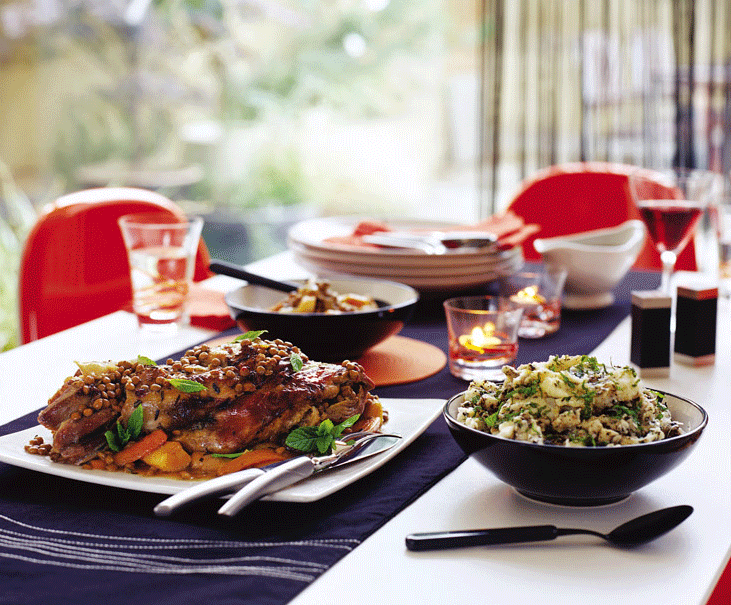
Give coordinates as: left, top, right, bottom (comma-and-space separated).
674, 285, 717, 366
630, 290, 671, 377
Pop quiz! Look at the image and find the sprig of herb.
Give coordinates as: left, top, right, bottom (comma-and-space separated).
285, 414, 361, 455
211, 451, 249, 459
482, 410, 500, 427
104, 405, 144, 452
290, 352, 303, 372
136, 355, 157, 366
169, 378, 207, 393
233, 330, 268, 342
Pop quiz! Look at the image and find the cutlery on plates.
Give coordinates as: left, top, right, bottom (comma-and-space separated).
404, 505, 693, 550
209, 260, 299, 292
154, 431, 401, 517
217, 432, 402, 517
361, 231, 497, 254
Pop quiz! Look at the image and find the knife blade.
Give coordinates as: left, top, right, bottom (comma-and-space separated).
217, 434, 401, 517
154, 433, 400, 517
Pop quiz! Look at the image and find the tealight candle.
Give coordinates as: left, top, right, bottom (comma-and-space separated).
500, 267, 567, 338
443, 296, 523, 381
458, 322, 502, 350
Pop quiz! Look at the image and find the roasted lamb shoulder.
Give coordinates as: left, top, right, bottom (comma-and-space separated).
37, 336, 377, 464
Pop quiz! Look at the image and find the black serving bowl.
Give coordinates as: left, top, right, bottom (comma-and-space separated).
444, 390, 708, 506
225, 277, 419, 362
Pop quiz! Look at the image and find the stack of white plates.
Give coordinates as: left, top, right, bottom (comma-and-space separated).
287, 216, 524, 292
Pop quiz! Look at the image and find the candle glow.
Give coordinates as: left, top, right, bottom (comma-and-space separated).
511, 285, 546, 304
458, 322, 502, 352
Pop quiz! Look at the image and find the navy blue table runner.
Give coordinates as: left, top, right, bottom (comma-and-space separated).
0, 270, 658, 605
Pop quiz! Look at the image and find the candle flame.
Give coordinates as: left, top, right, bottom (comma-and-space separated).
511, 285, 546, 304
458, 322, 502, 351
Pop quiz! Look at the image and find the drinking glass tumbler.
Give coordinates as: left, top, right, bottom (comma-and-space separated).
443, 296, 523, 382
118, 213, 204, 332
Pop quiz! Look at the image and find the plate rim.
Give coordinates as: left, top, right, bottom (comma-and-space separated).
287, 216, 508, 261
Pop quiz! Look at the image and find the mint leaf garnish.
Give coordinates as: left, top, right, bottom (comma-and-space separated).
332, 414, 359, 438
285, 426, 319, 452
316, 435, 333, 454
104, 405, 144, 452
127, 405, 144, 440
136, 355, 157, 366
290, 353, 303, 372
285, 414, 362, 455
169, 378, 206, 393
105, 431, 122, 452
317, 419, 334, 436
211, 452, 247, 459
233, 330, 268, 342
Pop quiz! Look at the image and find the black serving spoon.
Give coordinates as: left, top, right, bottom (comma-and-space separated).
210, 259, 392, 309
209, 260, 299, 293
405, 505, 693, 551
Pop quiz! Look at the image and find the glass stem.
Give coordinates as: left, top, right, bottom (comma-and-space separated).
659, 250, 677, 294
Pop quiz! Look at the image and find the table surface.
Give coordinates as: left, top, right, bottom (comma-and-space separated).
1, 252, 729, 605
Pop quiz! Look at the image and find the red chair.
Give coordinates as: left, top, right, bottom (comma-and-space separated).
19, 187, 212, 343
505, 162, 698, 271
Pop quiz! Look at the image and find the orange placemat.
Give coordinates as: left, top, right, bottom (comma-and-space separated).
357, 335, 446, 386
201, 334, 446, 387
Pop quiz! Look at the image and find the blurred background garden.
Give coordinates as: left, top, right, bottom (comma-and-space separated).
1, 0, 480, 350
1, 0, 728, 350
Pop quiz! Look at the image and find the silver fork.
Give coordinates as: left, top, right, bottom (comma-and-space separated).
154, 431, 401, 517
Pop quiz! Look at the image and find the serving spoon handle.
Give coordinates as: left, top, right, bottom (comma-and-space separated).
405, 525, 561, 550
209, 260, 299, 293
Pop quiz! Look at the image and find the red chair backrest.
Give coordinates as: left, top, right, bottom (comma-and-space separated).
505, 162, 698, 271
19, 187, 212, 343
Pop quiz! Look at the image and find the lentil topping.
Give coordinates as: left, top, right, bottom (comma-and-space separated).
32, 335, 384, 479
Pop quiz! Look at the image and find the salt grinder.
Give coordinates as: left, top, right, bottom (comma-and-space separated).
674, 285, 717, 366
630, 291, 671, 377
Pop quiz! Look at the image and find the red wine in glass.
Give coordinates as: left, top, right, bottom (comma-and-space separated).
637, 200, 704, 292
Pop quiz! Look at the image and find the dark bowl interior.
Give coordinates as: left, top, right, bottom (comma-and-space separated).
444, 390, 708, 506
225, 277, 419, 362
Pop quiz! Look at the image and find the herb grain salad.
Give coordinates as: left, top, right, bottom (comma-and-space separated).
457, 355, 682, 446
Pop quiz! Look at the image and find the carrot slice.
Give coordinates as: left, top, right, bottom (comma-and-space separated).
113, 429, 168, 466
218, 448, 291, 476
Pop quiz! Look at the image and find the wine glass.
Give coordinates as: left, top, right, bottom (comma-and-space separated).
629, 168, 721, 293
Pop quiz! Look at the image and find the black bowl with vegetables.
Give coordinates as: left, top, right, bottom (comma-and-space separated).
444, 387, 707, 506
224, 277, 419, 362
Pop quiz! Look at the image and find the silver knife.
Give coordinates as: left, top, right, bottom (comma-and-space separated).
217, 433, 402, 517
154, 433, 400, 517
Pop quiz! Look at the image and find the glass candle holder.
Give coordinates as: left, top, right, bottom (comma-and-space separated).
443, 296, 523, 382
500, 267, 567, 338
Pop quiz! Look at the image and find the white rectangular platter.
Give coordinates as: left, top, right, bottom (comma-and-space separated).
0, 398, 444, 503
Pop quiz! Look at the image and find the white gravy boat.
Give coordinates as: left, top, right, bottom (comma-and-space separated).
533, 220, 646, 309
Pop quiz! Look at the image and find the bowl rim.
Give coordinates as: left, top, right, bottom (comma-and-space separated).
443, 388, 708, 450
225, 275, 420, 317
533, 219, 645, 255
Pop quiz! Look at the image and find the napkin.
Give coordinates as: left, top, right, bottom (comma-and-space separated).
323, 211, 540, 251
122, 286, 236, 331
186, 284, 236, 331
